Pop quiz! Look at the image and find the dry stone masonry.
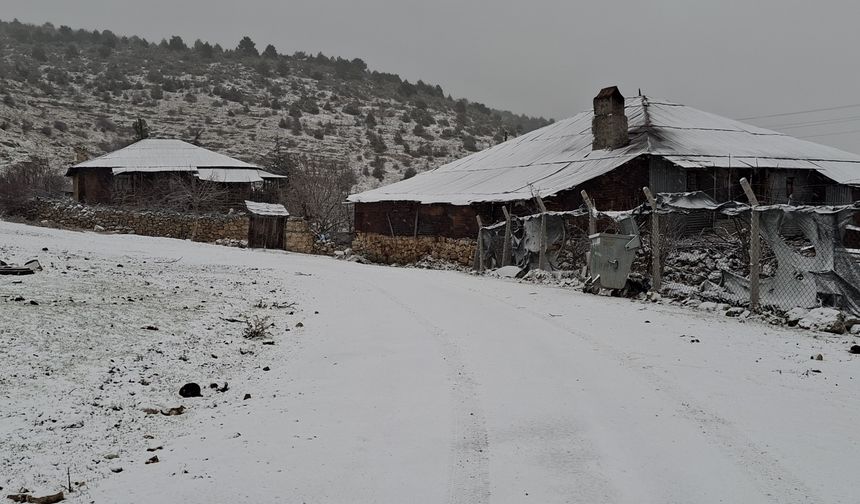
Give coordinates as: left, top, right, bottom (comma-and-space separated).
17, 198, 248, 243
285, 217, 315, 254
353, 232, 476, 265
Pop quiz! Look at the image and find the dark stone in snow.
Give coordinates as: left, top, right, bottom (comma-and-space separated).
263, 366, 270, 371
849, 345, 860, 354
179, 383, 202, 398
243, 393, 251, 400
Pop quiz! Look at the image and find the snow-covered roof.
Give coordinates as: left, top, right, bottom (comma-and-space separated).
68, 139, 258, 175
349, 96, 860, 205
245, 201, 290, 217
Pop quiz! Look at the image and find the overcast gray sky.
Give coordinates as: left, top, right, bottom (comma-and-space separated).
5, 0, 860, 152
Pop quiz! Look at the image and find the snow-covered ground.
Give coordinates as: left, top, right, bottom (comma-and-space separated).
1, 220, 858, 503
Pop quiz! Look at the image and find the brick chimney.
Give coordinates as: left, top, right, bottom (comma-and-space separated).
591, 86, 629, 150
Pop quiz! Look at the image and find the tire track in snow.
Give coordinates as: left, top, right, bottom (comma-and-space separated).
468, 284, 821, 504
353, 274, 491, 504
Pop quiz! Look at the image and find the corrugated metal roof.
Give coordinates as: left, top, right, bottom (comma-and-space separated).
348, 96, 860, 204
197, 168, 263, 183
71, 139, 258, 174
245, 201, 290, 216
258, 170, 287, 179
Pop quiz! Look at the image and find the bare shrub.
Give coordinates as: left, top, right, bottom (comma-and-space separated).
0, 157, 67, 213
115, 173, 230, 217
286, 155, 356, 238
243, 315, 274, 340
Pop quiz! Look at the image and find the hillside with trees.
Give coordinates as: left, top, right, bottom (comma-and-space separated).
0, 19, 552, 194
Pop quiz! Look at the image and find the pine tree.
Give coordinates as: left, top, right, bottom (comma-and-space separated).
236, 36, 259, 57
132, 117, 150, 141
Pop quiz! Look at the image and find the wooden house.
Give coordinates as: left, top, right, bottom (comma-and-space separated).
66, 139, 285, 209
349, 86, 860, 243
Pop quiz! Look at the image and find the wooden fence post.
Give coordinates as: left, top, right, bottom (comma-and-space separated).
643, 187, 661, 292
581, 190, 597, 236
475, 215, 485, 272
739, 177, 760, 311
534, 196, 548, 271
501, 206, 512, 267
580, 190, 596, 273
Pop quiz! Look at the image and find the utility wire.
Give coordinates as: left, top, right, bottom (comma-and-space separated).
766, 114, 860, 130
738, 103, 860, 121
798, 128, 860, 139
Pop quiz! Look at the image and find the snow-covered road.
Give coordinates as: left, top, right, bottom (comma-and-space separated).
2, 221, 857, 503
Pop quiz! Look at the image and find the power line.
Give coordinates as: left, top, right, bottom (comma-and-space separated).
798, 128, 860, 139
767, 114, 860, 130
738, 103, 860, 121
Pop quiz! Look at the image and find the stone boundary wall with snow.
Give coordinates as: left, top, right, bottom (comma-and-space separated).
353, 232, 476, 266
16, 198, 249, 243
285, 217, 314, 254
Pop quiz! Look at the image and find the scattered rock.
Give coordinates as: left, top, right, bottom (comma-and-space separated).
109, 466, 123, 473
812, 354, 824, 361
797, 308, 845, 334
243, 393, 251, 400
785, 307, 809, 326
697, 302, 729, 312
7, 491, 65, 503
262, 366, 270, 372
160, 406, 186, 416
145, 456, 159, 465
209, 382, 229, 393
849, 345, 860, 354
295, 322, 304, 328
141, 325, 159, 331
179, 383, 201, 398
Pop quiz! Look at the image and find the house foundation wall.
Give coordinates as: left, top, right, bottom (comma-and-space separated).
352, 232, 476, 265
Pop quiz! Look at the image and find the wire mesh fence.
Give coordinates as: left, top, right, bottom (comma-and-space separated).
476, 191, 860, 316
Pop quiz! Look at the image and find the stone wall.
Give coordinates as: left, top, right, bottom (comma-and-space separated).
285, 217, 314, 254
352, 232, 476, 265
16, 198, 249, 243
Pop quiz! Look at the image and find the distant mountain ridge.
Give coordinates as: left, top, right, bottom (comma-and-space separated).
0, 18, 552, 191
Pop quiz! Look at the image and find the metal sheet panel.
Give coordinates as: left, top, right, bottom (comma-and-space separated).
245, 201, 290, 216
196, 168, 263, 183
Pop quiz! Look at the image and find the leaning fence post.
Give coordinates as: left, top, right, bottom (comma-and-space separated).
581, 190, 596, 273
534, 196, 549, 270
475, 215, 485, 272
501, 206, 512, 267
739, 177, 760, 311
643, 187, 662, 292
581, 190, 597, 236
